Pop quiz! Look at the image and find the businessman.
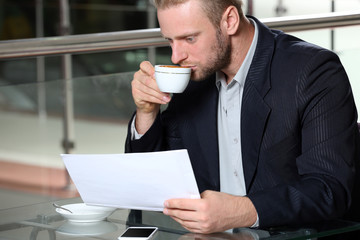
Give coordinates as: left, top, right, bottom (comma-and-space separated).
125, 0, 360, 234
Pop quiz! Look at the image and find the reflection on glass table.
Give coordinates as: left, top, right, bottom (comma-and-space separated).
1, 197, 360, 240
56, 221, 118, 237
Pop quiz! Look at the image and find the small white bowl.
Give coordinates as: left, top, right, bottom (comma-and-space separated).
55, 203, 116, 223
155, 65, 191, 93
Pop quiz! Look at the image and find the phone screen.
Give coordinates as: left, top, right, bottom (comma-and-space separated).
119, 227, 158, 239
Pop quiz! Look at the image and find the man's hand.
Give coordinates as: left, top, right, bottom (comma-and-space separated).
163, 190, 257, 234
131, 61, 171, 134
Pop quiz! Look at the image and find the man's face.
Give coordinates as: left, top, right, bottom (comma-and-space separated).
157, 0, 231, 81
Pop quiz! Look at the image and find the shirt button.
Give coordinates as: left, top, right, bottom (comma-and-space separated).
233, 138, 239, 144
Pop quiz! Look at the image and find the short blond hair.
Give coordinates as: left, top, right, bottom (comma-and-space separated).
151, 0, 244, 27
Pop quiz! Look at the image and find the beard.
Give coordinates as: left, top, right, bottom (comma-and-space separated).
191, 29, 232, 81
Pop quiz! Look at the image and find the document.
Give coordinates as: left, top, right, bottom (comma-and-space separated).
61, 149, 200, 211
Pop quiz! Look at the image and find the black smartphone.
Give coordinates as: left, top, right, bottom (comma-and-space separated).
118, 227, 158, 240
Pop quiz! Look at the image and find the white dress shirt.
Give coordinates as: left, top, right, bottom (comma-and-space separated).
217, 18, 258, 197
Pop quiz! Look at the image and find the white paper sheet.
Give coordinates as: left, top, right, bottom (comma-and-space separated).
61, 149, 200, 211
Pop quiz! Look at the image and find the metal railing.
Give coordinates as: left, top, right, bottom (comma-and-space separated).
0, 10, 359, 59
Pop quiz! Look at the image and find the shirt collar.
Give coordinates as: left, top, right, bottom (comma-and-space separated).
216, 18, 259, 90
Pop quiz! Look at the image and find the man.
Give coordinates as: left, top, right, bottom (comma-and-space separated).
125, 0, 360, 234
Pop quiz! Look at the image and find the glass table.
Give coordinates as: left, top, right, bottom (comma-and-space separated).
1, 197, 360, 240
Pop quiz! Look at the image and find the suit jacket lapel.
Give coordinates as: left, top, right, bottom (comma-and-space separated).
242, 17, 275, 191
194, 82, 220, 191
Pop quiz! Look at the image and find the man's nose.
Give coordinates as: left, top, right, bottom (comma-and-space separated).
171, 42, 187, 64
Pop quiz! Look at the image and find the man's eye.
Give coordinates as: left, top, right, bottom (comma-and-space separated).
186, 37, 195, 43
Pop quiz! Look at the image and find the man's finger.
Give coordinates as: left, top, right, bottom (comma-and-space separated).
164, 198, 199, 211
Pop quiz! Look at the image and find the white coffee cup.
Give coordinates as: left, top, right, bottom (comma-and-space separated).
155, 65, 191, 93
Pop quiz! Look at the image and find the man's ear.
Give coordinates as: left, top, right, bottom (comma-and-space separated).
221, 6, 240, 35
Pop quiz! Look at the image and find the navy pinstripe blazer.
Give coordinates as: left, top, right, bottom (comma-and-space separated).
125, 16, 360, 228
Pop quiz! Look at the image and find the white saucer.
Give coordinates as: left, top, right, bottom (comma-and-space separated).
55, 203, 116, 222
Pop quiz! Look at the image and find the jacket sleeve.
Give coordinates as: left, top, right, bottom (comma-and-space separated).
125, 112, 165, 153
